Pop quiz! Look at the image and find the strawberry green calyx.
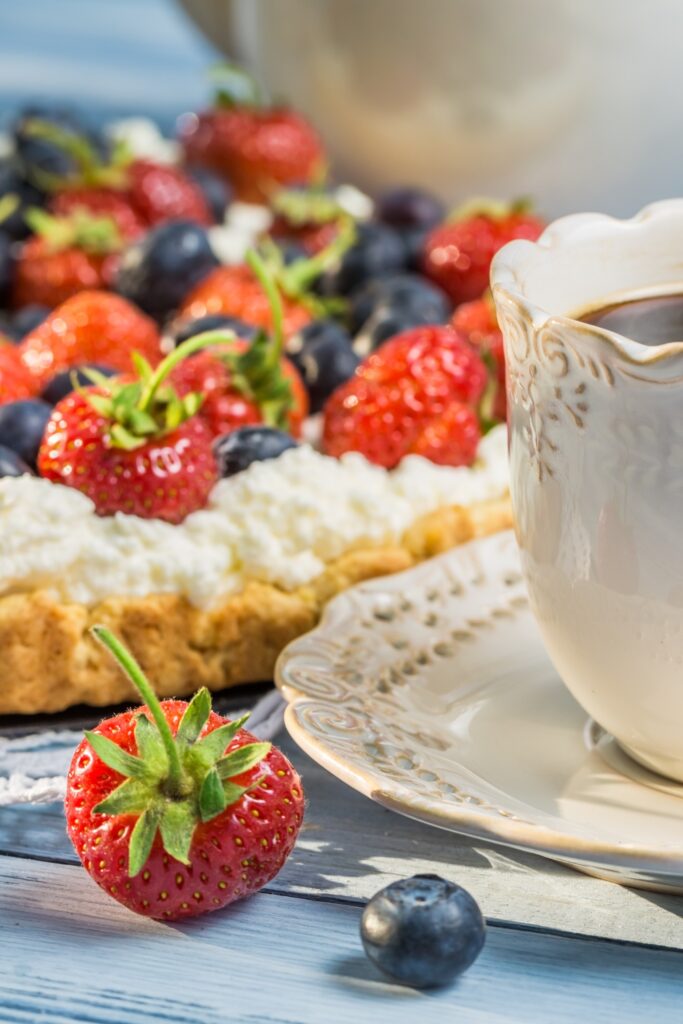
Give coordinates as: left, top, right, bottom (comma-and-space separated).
21, 119, 132, 192
84, 332, 236, 450
448, 196, 534, 224
0, 193, 20, 225
209, 61, 262, 109
87, 625, 270, 877
24, 207, 122, 254
272, 186, 343, 228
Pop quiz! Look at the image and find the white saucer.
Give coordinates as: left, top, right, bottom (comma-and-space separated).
276, 531, 683, 892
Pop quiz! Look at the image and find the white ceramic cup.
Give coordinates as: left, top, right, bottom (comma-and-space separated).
492, 199, 683, 782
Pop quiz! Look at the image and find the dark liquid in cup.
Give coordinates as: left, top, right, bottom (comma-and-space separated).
580, 293, 683, 346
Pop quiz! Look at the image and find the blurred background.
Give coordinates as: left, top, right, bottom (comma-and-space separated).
2, 0, 683, 215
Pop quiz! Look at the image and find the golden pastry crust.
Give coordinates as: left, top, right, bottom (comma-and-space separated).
0, 495, 512, 714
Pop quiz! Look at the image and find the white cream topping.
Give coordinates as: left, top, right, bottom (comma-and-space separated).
0, 426, 508, 609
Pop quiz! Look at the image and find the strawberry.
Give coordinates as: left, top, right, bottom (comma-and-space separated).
322, 324, 487, 468
451, 296, 506, 422
172, 251, 309, 438
270, 186, 344, 255
19, 290, 162, 389
0, 344, 36, 403
408, 402, 481, 466
65, 625, 304, 920
13, 208, 123, 309
126, 159, 212, 228
179, 63, 325, 203
38, 335, 220, 522
50, 189, 145, 240
422, 199, 544, 305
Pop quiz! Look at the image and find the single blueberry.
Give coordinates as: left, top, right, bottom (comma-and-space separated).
173, 313, 257, 347
0, 443, 32, 478
0, 159, 45, 241
116, 220, 220, 323
349, 272, 451, 333
214, 426, 298, 477
41, 364, 117, 406
0, 232, 14, 308
11, 303, 50, 340
187, 165, 232, 223
397, 223, 431, 272
288, 320, 359, 412
316, 221, 407, 296
376, 186, 445, 230
0, 399, 53, 468
354, 305, 440, 357
361, 874, 486, 989
14, 106, 108, 182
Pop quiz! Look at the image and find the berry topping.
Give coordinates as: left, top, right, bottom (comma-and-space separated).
187, 165, 233, 223
316, 221, 407, 296
173, 313, 257, 347
361, 874, 486, 989
37, 334, 224, 522
0, 159, 45, 242
0, 398, 52, 468
452, 295, 506, 422
323, 324, 487, 468
115, 219, 220, 323
0, 303, 50, 342
376, 186, 445, 230
0, 345, 36, 403
0, 443, 32, 478
41, 363, 117, 406
288, 319, 359, 413
214, 425, 298, 477
65, 625, 304, 920
349, 272, 451, 335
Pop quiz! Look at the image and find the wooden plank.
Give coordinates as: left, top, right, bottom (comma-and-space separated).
0, 853, 681, 1024
2, 734, 683, 949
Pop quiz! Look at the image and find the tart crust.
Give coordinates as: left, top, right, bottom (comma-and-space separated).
0, 495, 513, 714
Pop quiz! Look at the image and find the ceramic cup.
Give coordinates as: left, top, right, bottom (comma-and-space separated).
491, 199, 683, 783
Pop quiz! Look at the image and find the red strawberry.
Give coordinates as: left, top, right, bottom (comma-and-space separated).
13, 208, 123, 309
408, 402, 481, 466
173, 252, 309, 438
422, 199, 544, 305
451, 296, 506, 422
323, 324, 487, 468
65, 625, 304, 920
270, 186, 343, 255
38, 336, 218, 522
126, 159, 212, 228
0, 344, 36, 403
19, 290, 162, 389
50, 189, 145, 240
179, 64, 325, 203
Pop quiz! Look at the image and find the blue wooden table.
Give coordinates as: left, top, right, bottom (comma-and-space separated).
1, 2, 683, 1019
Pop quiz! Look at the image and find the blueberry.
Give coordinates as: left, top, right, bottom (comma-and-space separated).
354, 305, 440, 357
349, 272, 451, 334
288, 320, 359, 412
187, 165, 232, 223
376, 186, 445, 230
214, 426, 298, 477
41, 364, 117, 406
0, 232, 15, 308
0, 399, 52, 468
316, 221, 407, 296
398, 223, 431, 272
361, 874, 485, 989
0, 444, 32, 478
116, 220, 220, 323
0, 159, 45, 241
173, 313, 257, 347
14, 106, 108, 183
11, 303, 49, 340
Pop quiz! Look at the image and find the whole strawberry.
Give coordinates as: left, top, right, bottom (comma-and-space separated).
50, 189, 145, 240
323, 324, 487, 468
0, 344, 36, 403
19, 290, 162, 389
13, 208, 123, 309
270, 186, 344, 256
172, 251, 309, 438
422, 199, 544, 305
451, 296, 506, 422
65, 626, 304, 920
38, 334, 222, 522
126, 159, 212, 228
179, 63, 325, 203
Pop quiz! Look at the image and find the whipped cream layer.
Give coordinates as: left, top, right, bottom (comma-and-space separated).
0, 427, 508, 609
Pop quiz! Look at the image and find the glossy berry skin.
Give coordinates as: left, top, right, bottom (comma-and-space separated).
376, 187, 445, 230
187, 165, 233, 223
2, 303, 50, 342
0, 443, 32, 477
115, 220, 220, 323
0, 232, 15, 308
349, 272, 451, 334
51, 189, 146, 241
354, 305, 444, 358
180, 107, 325, 204
0, 345, 36, 403
127, 159, 213, 228
323, 325, 487, 468
317, 221, 406, 296
173, 313, 257, 347
452, 299, 506, 421
41, 363, 117, 405
0, 160, 45, 241
65, 700, 304, 920
180, 265, 312, 339
361, 874, 486, 989
408, 402, 481, 466
423, 210, 544, 305
19, 291, 162, 389
13, 106, 106, 181
288, 319, 359, 413
214, 425, 298, 477
38, 390, 217, 522
13, 234, 118, 310
0, 398, 52, 467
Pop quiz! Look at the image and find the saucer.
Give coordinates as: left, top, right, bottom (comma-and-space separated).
276, 530, 683, 892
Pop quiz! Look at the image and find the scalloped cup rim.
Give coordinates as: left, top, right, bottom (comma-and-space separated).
491, 198, 683, 367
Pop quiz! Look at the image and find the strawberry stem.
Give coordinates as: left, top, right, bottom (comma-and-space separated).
92, 625, 186, 797
137, 331, 238, 412
246, 249, 284, 361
